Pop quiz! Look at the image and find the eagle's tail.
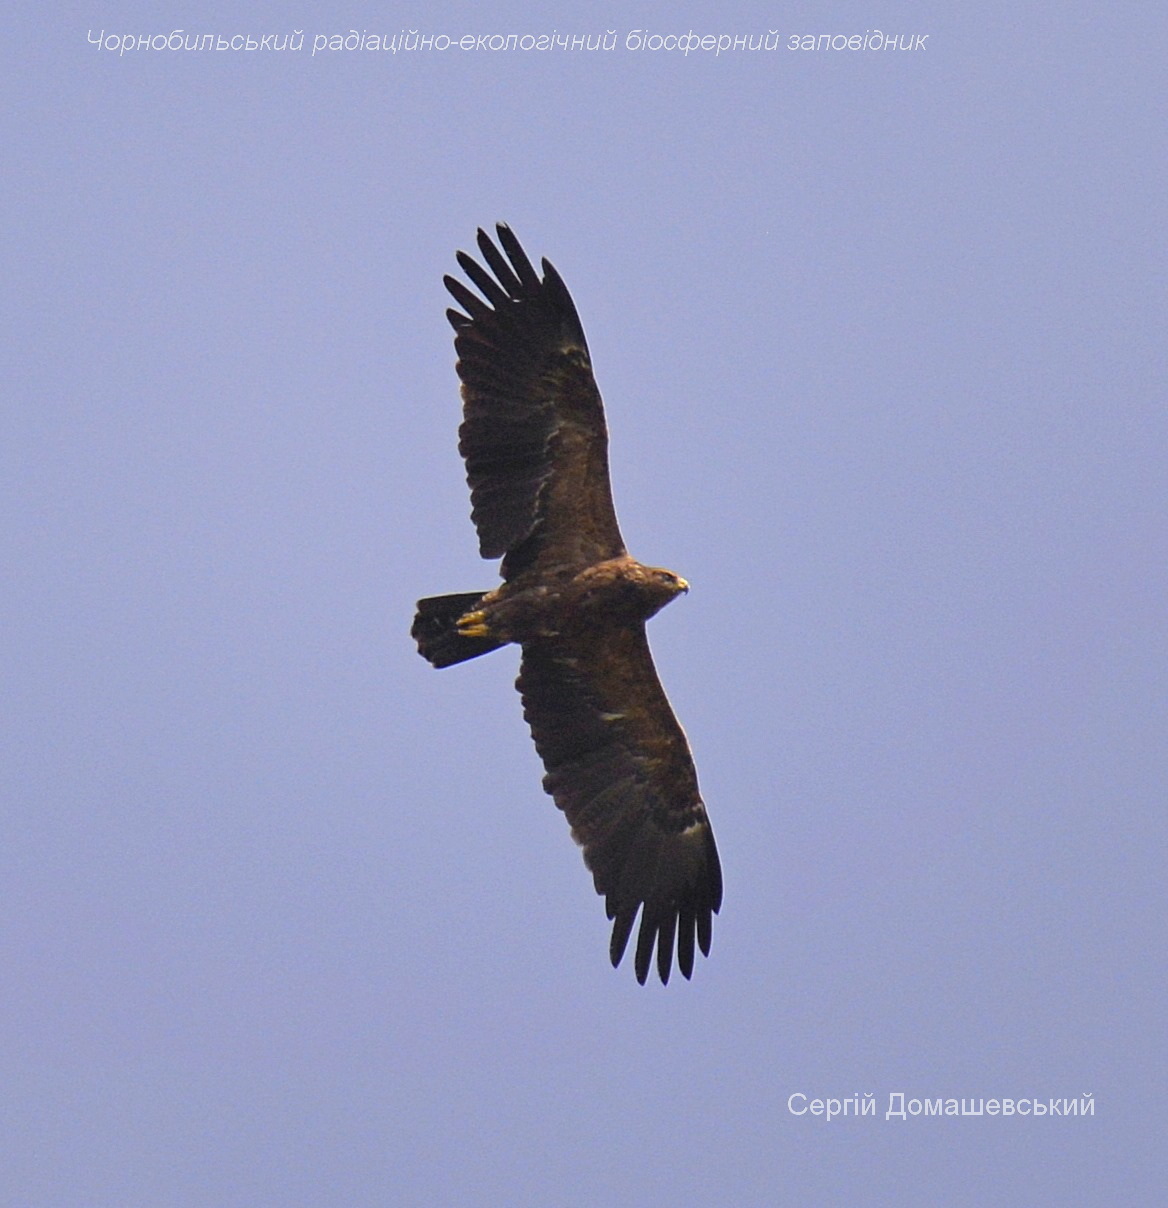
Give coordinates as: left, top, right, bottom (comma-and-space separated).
411, 592, 504, 668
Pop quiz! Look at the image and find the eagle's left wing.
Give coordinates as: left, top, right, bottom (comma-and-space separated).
517, 627, 722, 984
445, 224, 626, 579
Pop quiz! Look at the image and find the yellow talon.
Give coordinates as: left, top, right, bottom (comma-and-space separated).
457, 610, 489, 638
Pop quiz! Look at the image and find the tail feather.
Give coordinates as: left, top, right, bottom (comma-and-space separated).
412, 592, 504, 668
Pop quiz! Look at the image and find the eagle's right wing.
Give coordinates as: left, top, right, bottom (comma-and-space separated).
517, 625, 722, 984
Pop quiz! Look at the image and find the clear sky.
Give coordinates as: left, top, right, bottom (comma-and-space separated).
4, 4, 1164, 1204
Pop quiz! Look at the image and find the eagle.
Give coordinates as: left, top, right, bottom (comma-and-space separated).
411, 224, 722, 984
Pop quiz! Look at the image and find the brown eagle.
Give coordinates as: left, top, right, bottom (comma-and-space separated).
411, 224, 722, 984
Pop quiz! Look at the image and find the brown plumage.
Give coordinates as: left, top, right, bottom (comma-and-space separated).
412, 224, 722, 984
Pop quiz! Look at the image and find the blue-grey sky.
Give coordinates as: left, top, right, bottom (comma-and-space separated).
4, 4, 1164, 1204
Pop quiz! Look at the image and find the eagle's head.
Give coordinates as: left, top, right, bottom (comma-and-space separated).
636, 565, 689, 618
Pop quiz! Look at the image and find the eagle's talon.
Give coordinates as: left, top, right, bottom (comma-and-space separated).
456, 609, 488, 638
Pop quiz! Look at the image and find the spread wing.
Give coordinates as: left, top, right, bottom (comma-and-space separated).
445, 224, 625, 579
517, 628, 723, 984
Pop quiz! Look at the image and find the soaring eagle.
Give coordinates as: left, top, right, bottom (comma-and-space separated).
412, 225, 722, 984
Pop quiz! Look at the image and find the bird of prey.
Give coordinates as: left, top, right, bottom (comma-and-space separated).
412, 224, 722, 984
